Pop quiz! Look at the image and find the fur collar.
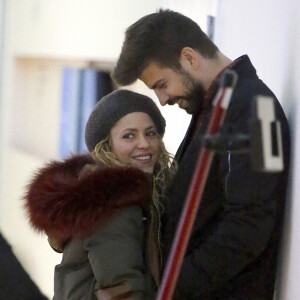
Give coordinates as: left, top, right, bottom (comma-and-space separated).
24, 154, 151, 239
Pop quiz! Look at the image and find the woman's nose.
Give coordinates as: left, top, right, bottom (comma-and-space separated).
137, 135, 150, 148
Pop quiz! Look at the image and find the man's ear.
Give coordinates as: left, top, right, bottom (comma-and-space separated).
179, 47, 200, 71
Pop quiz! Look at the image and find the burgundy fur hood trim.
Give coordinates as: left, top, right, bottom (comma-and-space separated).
24, 154, 151, 239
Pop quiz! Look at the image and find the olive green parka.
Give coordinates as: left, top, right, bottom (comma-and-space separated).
24, 154, 160, 300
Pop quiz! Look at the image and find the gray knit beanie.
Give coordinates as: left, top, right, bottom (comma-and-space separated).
85, 89, 166, 152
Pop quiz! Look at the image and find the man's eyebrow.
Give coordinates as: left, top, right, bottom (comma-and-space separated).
151, 79, 164, 90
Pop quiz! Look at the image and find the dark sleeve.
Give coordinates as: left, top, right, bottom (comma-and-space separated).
83, 206, 154, 300
0, 233, 49, 300
175, 94, 290, 297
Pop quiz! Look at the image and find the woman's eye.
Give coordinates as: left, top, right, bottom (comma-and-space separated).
146, 131, 157, 137
123, 133, 134, 139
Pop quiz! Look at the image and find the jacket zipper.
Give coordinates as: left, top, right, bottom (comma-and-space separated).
152, 180, 163, 271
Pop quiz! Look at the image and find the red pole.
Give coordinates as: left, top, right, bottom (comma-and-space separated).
156, 70, 237, 300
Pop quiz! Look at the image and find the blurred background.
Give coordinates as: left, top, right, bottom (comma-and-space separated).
0, 0, 299, 299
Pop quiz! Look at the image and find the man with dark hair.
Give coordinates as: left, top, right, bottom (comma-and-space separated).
112, 9, 290, 300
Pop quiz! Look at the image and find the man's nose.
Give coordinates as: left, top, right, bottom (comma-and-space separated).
155, 90, 169, 106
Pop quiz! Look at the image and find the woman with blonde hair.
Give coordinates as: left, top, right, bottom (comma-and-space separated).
24, 89, 176, 300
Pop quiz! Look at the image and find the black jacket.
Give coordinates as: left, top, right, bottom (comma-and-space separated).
162, 55, 290, 300
0, 233, 48, 300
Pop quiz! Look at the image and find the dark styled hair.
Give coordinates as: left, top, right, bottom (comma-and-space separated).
112, 9, 219, 86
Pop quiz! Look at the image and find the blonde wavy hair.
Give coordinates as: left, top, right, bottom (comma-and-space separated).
92, 134, 177, 212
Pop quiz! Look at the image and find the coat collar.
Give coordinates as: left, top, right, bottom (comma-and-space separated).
24, 154, 151, 239
175, 55, 257, 162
